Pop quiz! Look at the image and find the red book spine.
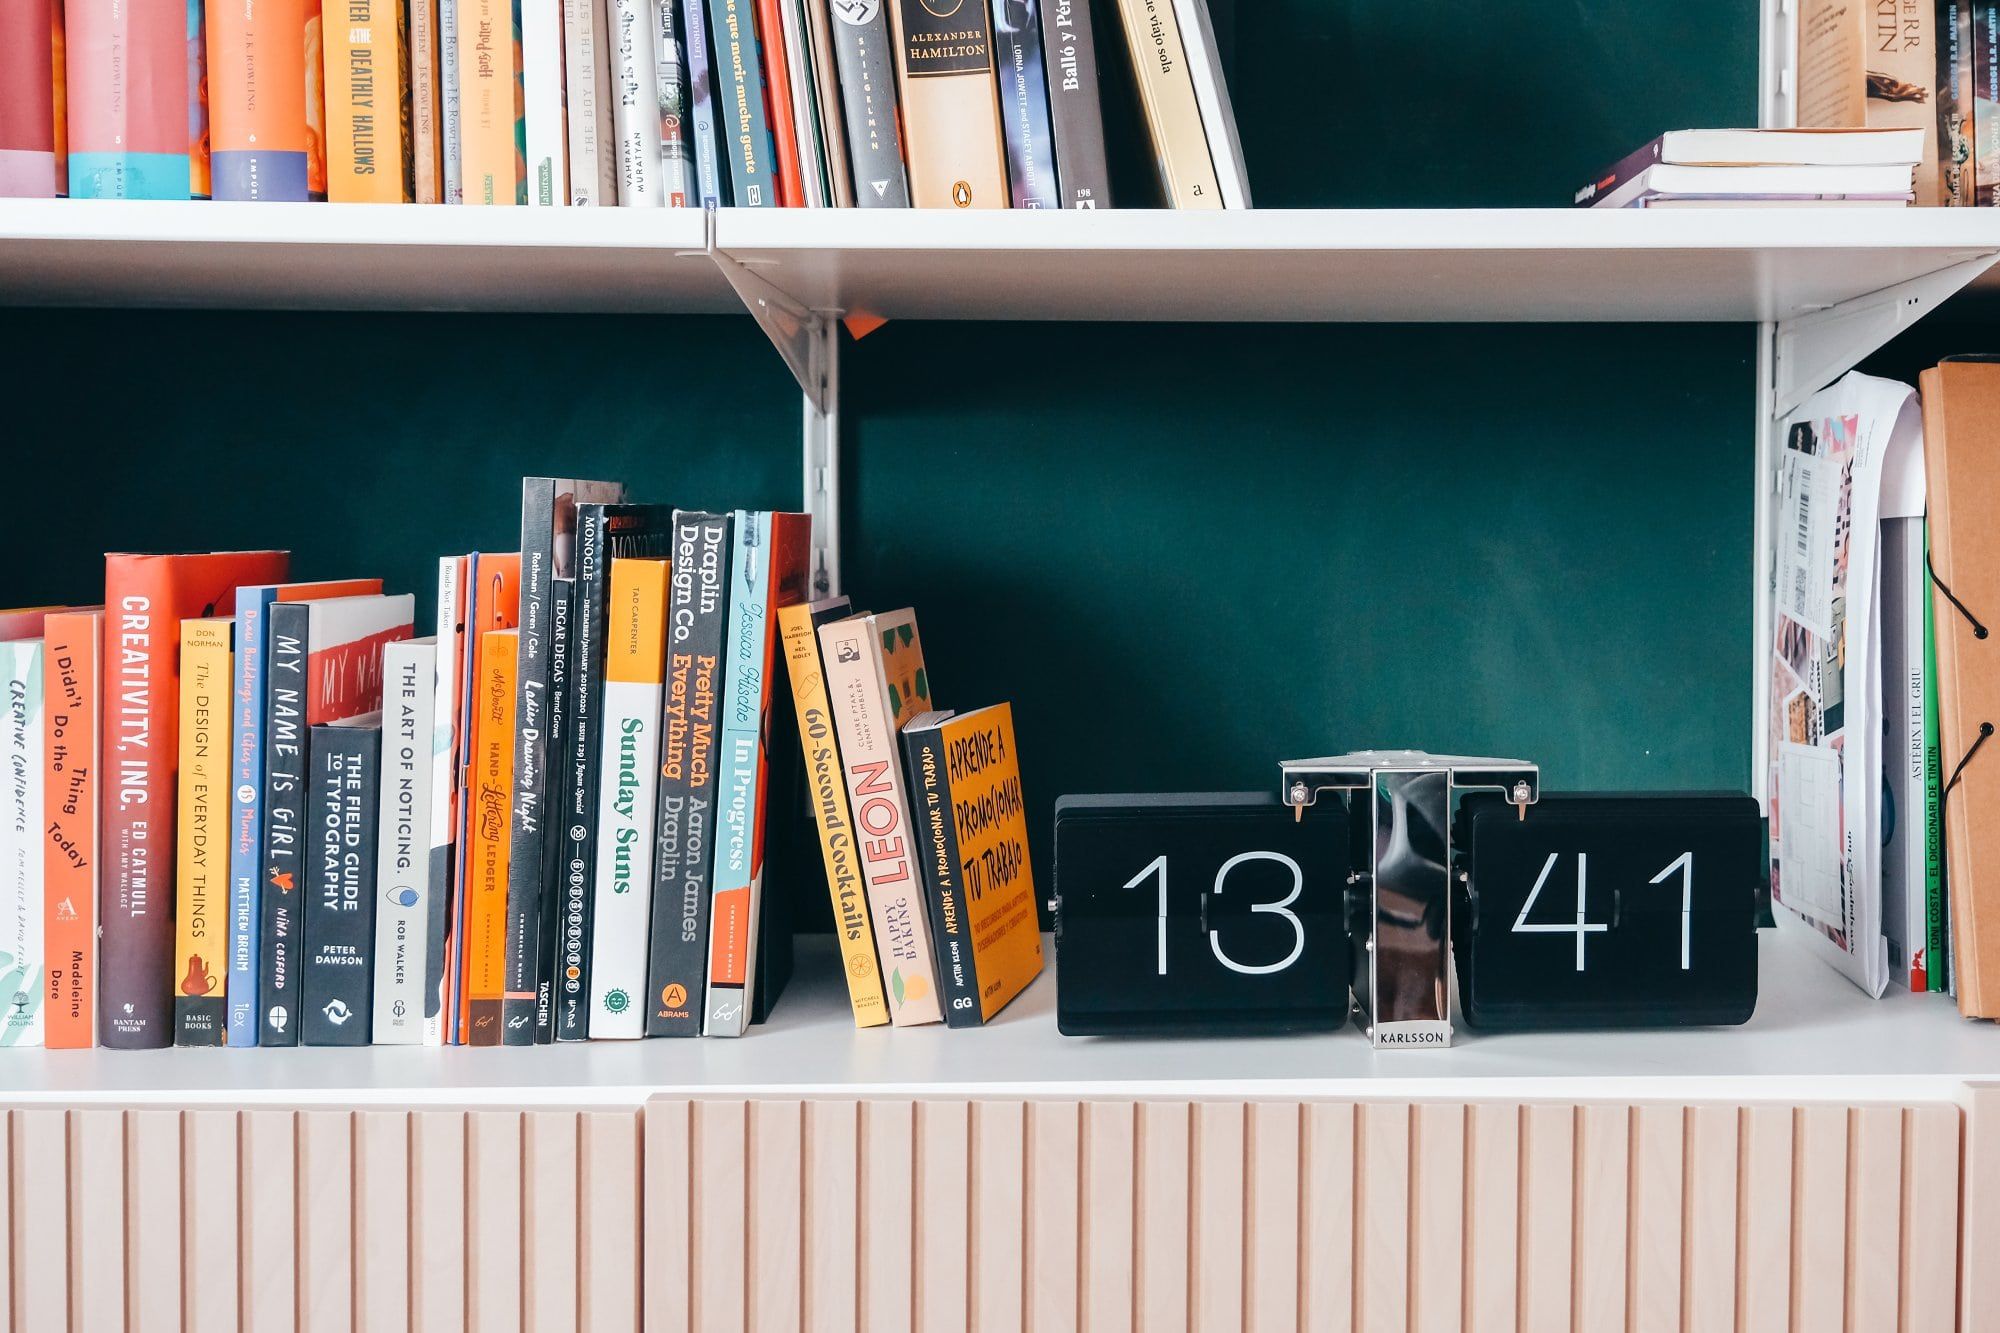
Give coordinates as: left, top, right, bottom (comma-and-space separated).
42, 611, 99, 1049
751, 0, 804, 205
0, 0, 60, 197
100, 551, 289, 1048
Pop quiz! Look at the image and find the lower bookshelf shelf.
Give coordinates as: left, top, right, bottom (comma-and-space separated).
5, 922, 1996, 1103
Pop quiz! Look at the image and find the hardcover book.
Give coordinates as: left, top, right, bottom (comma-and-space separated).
1, 637, 46, 1047
301, 713, 382, 1045
257, 591, 411, 1046
1172, 0, 1246, 207
645, 512, 733, 1036
1039, 0, 1109, 207
779, 597, 888, 1026
523, 0, 568, 204
704, 510, 812, 1036
173, 618, 233, 1047
707, 0, 780, 205
829, 0, 909, 206
1111, 0, 1220, 207
653, 0, 699, 203
465, 627, 518, 1044
442, 0, 465, 199
609, 0, 666, 203
412, 0, 445, 200
325, 0, 415, 201
553, 505, 673, 1040
205, 0, 313, 199
0, 0, 63, 197
588, 557, 671, 1038
888, 0, 1008, 207
562, 0, 618, 204
758, 0, 812, 204
373, 638, 437, 1043
902, 704, 1043, 1023
426, 559, 467, 1042
1979, 1, 2000, 205
803, 0, 854, 205
991, 0, 1058, 207
42, 611, 101, 1050
510, 476, 625, 1043
684, 0, 728, 203
458, 0, 524, 202
1797, 0, 1943, 206
1944, 1, 1975, 206
227, 577, 381, 1048
102, 550, 289, 1049
820, 607, 940, 1024
66, 0, 194, 198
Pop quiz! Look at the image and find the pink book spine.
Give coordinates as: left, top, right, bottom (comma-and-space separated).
66, 0, 191, 198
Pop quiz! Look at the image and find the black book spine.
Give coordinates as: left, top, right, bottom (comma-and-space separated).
901, 724, 983, 1027
1039, 0, 1110, 207
645, 512, 733, 1037
553, 504, 674, 1040
530, 570, 575, 1043
829, 0, 911, 207
301, 721, 381, 1046
993, 0, 1059, 208
257, 603, 311, 1046
508, 479, 557, 1045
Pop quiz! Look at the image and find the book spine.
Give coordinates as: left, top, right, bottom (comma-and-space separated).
708, 0, 778, 204
990, 0, 1057, 207
426, 560, 463, 1043
778, 603, 888, 1026
1038, 0, 1106, 207
901, 724, 981, 1025
258, 601, 312, 1046
645, 512, 731, 1036
563, 0, 617, 203
821, 618, 940, 1024
66, 0, 193, 198
0, 0, 61, 197
755, 0, 807, 204
609, 0, 665, 202
42, 613, 99, 1049
654, 0, 699, 204
326, 0, 414, 200
100, 563, 169, 1048
1924, 519, 1949, 990
803, 0, 853, 205
1171, 0, 1246, 207
828, 0, 908, 206
588, 558, 669, 1038
782, 0, 828, 204
226, 592, 273, 1047
1978, 2, 2000, 205
683, 0, 726, 203
704, 511, 773, 1036
173, 621, 230, 1047
1112, 0, 1219, 207
507, 482, 559, 1043
552, 513, 613, 1041
523, 0, 567, 203
305, 0, 328, 196
1943, 0, 1975, 206
466, 629, 517, 1044
441, 0, 465, 199
530, 573, 578, 1042
187, 0, 210, 199
887, 0, 1007, 207
412, 0, 443, 200
458, 0, 522, 202
302, 722, 380, 1045
374, 641, 436, 1043
1, 641, 45, 1047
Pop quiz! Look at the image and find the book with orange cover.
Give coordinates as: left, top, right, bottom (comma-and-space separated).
457, 0, 524, 203
752, 0, 805, 204
464, 627, 518, 1044
887, 0, 1007, 208
174, 618, 233, 1046
101, 551, 289, 1049
206, 0, 315, 199
324, 0, 414, 201
42, 610, 99, 1049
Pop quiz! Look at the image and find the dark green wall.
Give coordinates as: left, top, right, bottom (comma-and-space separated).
0, 0, 1764, 926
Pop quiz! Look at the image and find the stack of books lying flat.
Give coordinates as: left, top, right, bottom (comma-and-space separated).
1575, 127, 1923, 208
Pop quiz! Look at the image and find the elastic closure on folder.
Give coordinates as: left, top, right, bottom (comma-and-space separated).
1928, 551, 1989, 640
1947, 722, 1995, 801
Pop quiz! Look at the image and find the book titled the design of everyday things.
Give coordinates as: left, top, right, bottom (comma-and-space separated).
174, 619, 235, 1047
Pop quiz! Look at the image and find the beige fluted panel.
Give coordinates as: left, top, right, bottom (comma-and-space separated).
183, 1108, 240, 1333
466, 1110, 524, 1333
1461, 1101, 1518, 1333
1245, 1101, 1302, 1333
239, 1108, 297, 1333
691, 1099, 749, 1333
969, 1100, 1025, 1333
1516, 1104, 1573, 1333
412, 1109, 470, 1333
801, 1100, 859, 1333
1965, 1087, 2000, 1333
1570, 1103, 1629, 1331
1847, 1104, 1904, 1333
1133, 1099, 1189, 1333
1078, 1101, 1134, 1333
1407, 1103, 1464, 1333
751, 1099, 805, 1333
644, 1098, 692, 1333
297, 1109, 353, 1333
1627, 1103, 1684, 1333
860, 1100, 916, 1333
12, 1107, 69, 1332
1793, 1104, 1849, 1332
69, 1108, 125, 1333
913, 1099, 966, 1333
1736, 1103, 1793, 1333
0, 1111, 12, 1328
1023, 1101, 1080, 1333
356, 1110, 412, 1333
126, 1108, 182, 1333
1903, 1103, 1961, 1332
1354, 1101, 1409, 1333
1682, 1103, 1738, 1333
1192, 1100, 1246, 1333
523, 1110, 579, 1333
579, 1110, 643, 1333
1299, 1101, 1355, 1333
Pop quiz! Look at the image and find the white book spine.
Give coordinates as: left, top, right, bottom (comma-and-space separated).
524, 0, 572, 205
609, 0, 664, 204
440, 0, 466, 202
587, 675, 664, 1038
424, 561, 462, 1044
2, 641, 45, 1047
374, 640, 438, 1044
1171, 0, 1250, 208
564, 0, 616, 204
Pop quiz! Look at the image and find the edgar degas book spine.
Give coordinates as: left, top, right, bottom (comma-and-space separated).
829, 0, 910, 206
302, 714, 381, 1045
646, 512, 732, 1036
174, 619, 233, 1047
373, 639, 437, 1043
43, 612, 102, 1050
887, 0, 1007, 207
1039, 0, 1109, 206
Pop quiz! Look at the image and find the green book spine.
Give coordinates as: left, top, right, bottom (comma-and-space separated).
1925, 519, 1949, 993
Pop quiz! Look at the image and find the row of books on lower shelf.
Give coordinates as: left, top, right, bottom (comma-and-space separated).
0, 485, 1043, 1051
0, 0, 1247, 210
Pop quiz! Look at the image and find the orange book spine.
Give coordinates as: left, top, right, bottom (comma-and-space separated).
463, 627, 517, 1044
42, 611, 99, 1049
751, 0, 804, 205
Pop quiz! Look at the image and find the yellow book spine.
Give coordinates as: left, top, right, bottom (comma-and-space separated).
1114, 0, 1221, 209
466, 627, 517, 1044
778, 603, 889, 1028
174, 618, 234, 1046
457, 0, 520, 204
324, 0, 415, 201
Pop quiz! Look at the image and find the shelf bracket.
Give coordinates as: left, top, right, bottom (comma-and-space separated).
709, 242, 833, 414
802, 321, 840, 598
1771, 254, 1998, 418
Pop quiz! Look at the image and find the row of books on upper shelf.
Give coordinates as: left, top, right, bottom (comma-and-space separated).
0, 0, 1248, 210
0, 484, 1044, 1051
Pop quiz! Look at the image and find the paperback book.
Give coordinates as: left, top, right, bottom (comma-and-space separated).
1, 636, 46, 1047
173, 618, 233, 1047
301, 713, 382, 1045
373, 639, 438, 1043
42, 611, 101, 1050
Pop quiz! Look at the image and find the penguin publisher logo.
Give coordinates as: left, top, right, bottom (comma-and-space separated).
951, 180, 972, 208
